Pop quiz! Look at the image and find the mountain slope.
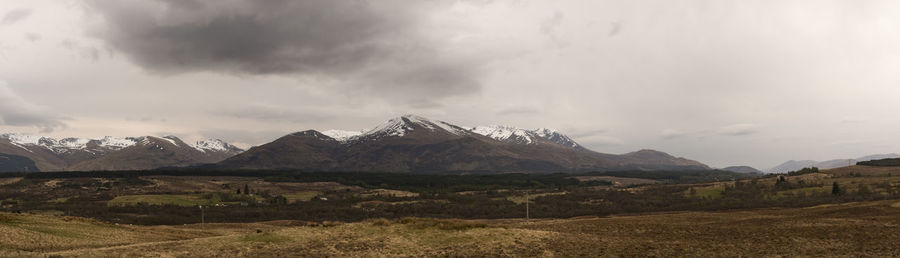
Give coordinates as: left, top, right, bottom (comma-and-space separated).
720, 166, 762, 174
0, 153, 39, 173
220, 115, 709, 173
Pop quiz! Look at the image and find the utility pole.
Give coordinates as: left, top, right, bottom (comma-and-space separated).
199, 205, 205, 230
525, 191, 530, 222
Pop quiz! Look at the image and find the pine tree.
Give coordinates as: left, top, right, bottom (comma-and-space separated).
832, 182, 842, 195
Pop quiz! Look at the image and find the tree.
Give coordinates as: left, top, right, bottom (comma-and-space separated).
832, 182, 842, 195
244, 184, 250, 195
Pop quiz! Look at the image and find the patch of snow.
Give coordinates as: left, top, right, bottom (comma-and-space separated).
321, 130, 365, 142
58, 138, 91, 149
191, 139, 229, 152
366, 116, 414, 137
99, 136, 138, 149
470, 125, 534, 144
2, 133, 44, 146
158, 136, 179, 146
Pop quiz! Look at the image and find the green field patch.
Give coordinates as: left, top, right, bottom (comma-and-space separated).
283, 191, 321, 203
776, 186, 829, 197
696, 187, 724, 199
506, 192, 566, 204
107, 194, 215, 207
239, 232, 290, 244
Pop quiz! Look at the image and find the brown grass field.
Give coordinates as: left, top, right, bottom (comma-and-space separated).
2, 199, 898, 257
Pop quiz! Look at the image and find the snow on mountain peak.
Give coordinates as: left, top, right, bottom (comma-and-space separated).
471, 125, 536, 144
321, 130, 365, 142
363, 115, 468, 138
99, 136, 138, 149
1, 133, 46, 146
469, 125, 582, 148
192, 139, 228, 152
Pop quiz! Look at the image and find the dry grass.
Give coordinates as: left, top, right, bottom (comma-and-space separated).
519, 200, 900, 257
41, 218, 552, 257
0, 177, 22, 186
5, 200, 900, 257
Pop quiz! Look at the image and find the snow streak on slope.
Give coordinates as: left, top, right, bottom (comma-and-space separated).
192, 139, 242, 153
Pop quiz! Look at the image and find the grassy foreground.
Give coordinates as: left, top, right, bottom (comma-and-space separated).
2, 200, 899, 257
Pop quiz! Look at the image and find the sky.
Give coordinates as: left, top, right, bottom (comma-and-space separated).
2, 0, 900, 170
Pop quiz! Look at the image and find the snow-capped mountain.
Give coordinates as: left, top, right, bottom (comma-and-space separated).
320, 130, 364, 142
319, 115, 582, 149
220, 115, 709, 173
470, 126, 583, 149
0, 134, 244, 172
192, 139, 243, 153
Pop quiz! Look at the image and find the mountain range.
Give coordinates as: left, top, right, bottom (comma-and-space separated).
766, 153, 900, 173
0, 134, 243, 172
217, 115, 710, 173
719, 166, 763, 174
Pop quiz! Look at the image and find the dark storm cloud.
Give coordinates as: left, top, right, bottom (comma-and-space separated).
2, 8, 31, 25
0, 82, 65, 132
85, 0, 482, 100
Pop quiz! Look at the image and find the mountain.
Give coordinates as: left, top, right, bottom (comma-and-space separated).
470, 126, 584, 149
219, 115, 709, 173
0, 153, 39, 173
720, 166, 762, 174
0, 134, 244, 172
766, 153, 900, 173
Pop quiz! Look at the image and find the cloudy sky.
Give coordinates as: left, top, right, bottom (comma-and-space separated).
2, 0, 900, 169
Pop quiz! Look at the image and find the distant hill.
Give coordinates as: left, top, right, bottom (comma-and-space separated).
720, 166, 762, 174
219, 115, 710, 173
0, 153, 38, 173
856, 158, 900, 167
767, 153, 900, 173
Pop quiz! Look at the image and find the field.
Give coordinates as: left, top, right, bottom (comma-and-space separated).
1, 168, 899, 256
2, 200, 898, 257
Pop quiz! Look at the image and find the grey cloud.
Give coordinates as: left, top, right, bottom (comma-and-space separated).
570, 129, 609, 138
660, 129, 687, 140
85, 0, 482, 101
2, 8, 31, 25
540, 11, 563, 35
24, 33, 41, 42
608, 21, 621, 37
717, 124, 759, 137
0, 82, 66, 132
497, 106, 539, 116
197, 129, 288, 147
212, 104, 332, 124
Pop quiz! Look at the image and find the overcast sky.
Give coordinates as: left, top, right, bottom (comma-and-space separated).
2, 0, 900, 169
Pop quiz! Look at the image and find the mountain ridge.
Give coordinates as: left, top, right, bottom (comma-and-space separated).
0, 134, 244, 172
766, 153, 900, 173
219, 115, 710, 173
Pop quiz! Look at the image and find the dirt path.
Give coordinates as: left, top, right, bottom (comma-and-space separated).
44, 234, 237, 256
